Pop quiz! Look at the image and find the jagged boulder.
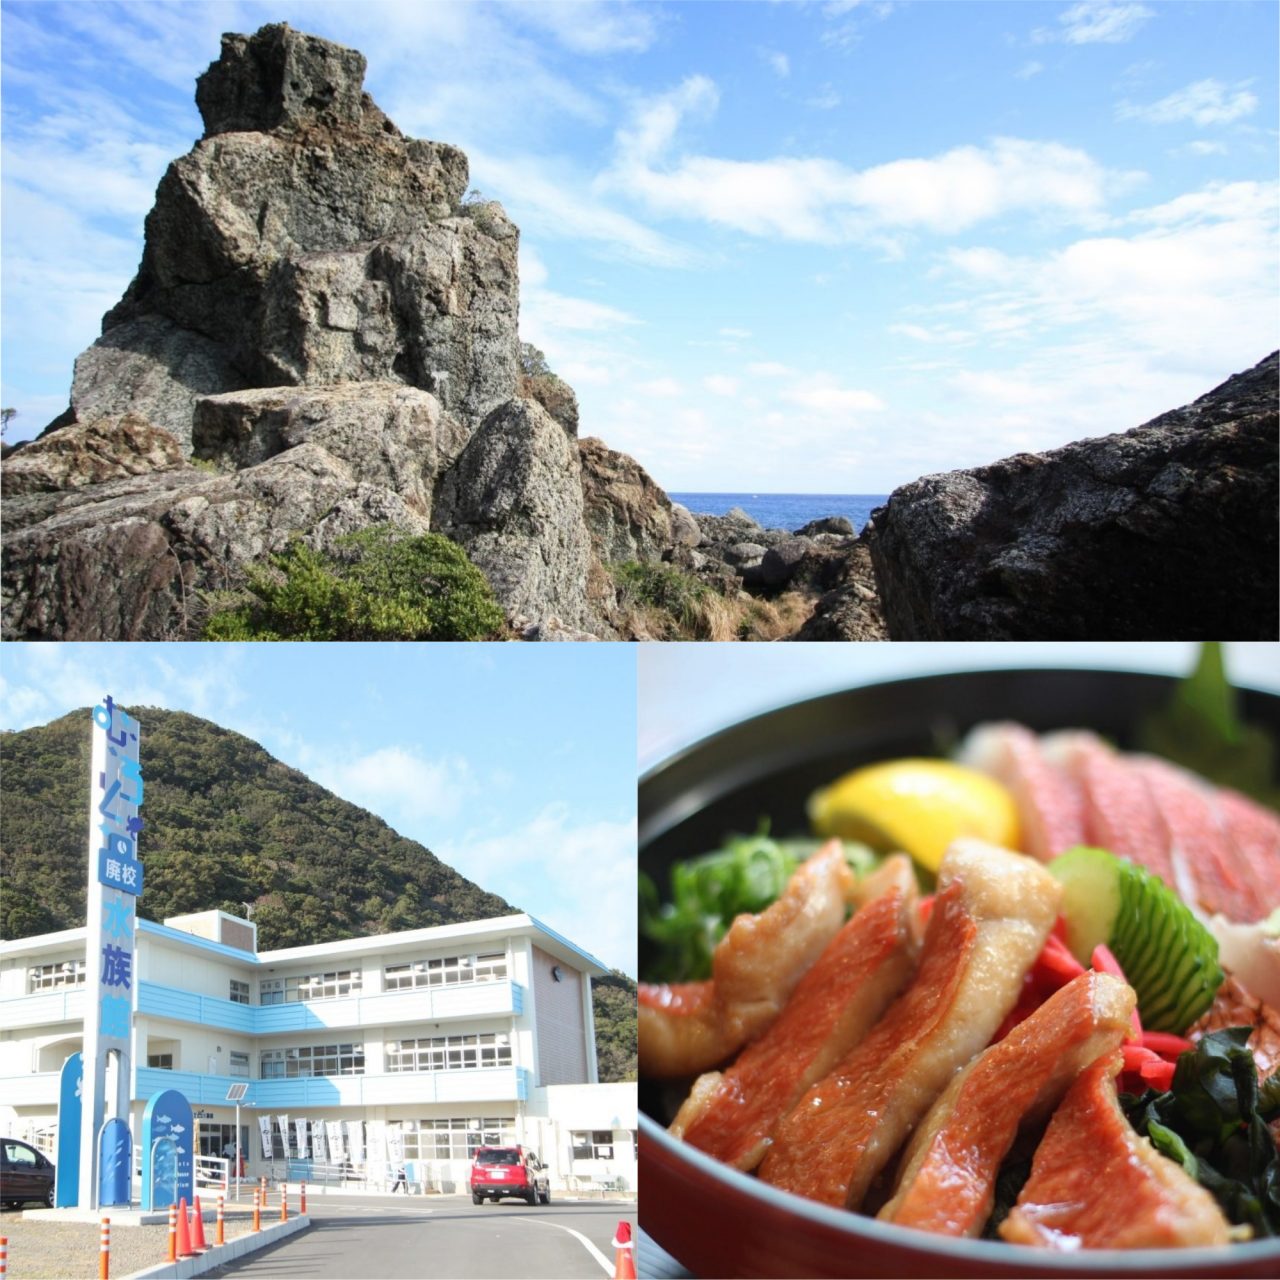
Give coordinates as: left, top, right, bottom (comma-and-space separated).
436, 399, 596, 632
577, 436, 686, 565
792, 537, 888, 640
60, 22, 514, 448
871, 353, 1280, 639
523, 373, 579, 437
192, 384, 469, 519
1, 414, 187, 496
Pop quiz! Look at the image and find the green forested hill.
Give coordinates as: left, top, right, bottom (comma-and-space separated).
1, 707, 636, 1082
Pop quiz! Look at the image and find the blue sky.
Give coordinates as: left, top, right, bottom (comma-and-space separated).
0, 643, 638, 976
2, 0, 1276, 491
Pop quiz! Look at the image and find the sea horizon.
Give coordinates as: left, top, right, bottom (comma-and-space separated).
669, 492, 889, 535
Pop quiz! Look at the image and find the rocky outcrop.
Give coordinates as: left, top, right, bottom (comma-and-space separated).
435, 399, 595, 631
2, 446, 428, 641
792, 536, 887, 640
3, 23, 669, 640
577, 437, 693, 566
1, 414, 186, 496
871, 353, 1279, 640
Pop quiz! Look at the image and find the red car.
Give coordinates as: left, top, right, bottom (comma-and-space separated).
469, 1146, 550, 1206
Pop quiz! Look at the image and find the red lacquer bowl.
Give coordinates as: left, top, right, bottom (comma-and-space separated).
639, 669, 1280, 1279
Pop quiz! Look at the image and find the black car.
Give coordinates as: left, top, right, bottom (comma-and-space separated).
1, 1139, 56, 1209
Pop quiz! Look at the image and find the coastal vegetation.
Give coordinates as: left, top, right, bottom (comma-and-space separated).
202, 526, 506, 641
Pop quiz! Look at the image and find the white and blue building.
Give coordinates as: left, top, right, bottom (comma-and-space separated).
0, 909, 636, 1194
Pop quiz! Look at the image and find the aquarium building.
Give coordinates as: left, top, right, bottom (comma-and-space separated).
0, 910, 636, 1194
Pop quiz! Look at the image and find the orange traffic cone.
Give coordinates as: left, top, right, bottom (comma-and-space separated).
612, 1221, 636, 1280
175, 1198, 194, 1260
191, 1196, 208, 1252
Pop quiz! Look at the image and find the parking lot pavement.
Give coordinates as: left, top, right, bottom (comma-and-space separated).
206, 1195, 636, 1279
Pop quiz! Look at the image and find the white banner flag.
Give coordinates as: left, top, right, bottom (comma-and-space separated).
278, 1115, 290, 1159
326, 1120, 346, 1163
294, 1119, 309, 1159
312, 1121, 328, 1163
257, 1115, 272, 1159
366, 1120, 386, 1169
345, 1120, 364, 1167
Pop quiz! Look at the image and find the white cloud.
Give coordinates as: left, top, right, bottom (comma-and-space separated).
780, 377, 885, 417
314, 746, 476, 824
718, 327, 752, 339
762, 49, 790, 78
1015, 61, 1044, 80
1175, 140, 1229, 157
703, 374, 740, 396
605, 81, 1127, 241
806, 85, 842, 110
507, 0, 658, 54
1118, 79, 1258, 127
438, 806, 636, 974
746, 361, 793, 377
638, 377, 684, 397
1035, 2, 1153, 45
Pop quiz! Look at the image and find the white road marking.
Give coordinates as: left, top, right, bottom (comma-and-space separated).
519, 1216, 615, 1275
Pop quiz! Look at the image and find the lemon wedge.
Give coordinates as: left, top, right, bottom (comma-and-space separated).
808, 759, 1021, 873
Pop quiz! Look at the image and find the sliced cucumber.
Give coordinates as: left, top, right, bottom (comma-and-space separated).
1048, 845, 1223, 1034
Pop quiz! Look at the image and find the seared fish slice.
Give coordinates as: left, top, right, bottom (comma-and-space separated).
1000, 1050, 1230, 1249
671, 856, 921, 1172
880, 971, 1135, 1237
759, 840, 1060, 1209
638, 840, 855, 1078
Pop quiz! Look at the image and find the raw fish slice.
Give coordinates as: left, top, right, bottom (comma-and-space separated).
1043, 731, 1173, 885
1215, 789, 1280, 921
671, 856, 921, 1172
758, 840, 1060, 1209
638, 841, 855, 1078
959, 724, 1086, 861
1000, 1051, 1230, 1249
1136, 756, 1270, 925
880, 971, 1135, 1237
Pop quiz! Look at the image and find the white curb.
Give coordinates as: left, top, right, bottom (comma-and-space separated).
122, 1214, 311, 1279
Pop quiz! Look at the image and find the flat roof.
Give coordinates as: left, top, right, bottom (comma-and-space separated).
2, 913, 608, 978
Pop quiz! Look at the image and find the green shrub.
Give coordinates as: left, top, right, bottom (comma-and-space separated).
612, 561, 716, 636
202, 526, 506, 641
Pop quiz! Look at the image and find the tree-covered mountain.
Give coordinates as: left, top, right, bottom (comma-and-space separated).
1, 707, 636, 1082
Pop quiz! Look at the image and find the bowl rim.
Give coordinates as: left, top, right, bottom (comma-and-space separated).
639, 666, 1280, 1271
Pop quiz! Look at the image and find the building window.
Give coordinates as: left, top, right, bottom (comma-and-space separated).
260, 969, 362, 1005
28, 960, 86, 992
384, 1032, 511, 1074
148, 1054, 174, 1070
383, 951, 507, 991
229, 980, 250, 1005
392, 1117, 515, 1160
230, 1052, 250, 1079
571, 1130, 615, 1161
259, 1043, 365, 1079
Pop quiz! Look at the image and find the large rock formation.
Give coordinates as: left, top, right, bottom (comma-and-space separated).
1, 23, 678, 640
870, 353, 1279, 640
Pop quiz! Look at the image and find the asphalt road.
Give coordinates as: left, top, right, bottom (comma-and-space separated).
206, 1195, 635, 1280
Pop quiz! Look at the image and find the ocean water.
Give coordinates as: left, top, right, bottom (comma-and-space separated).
669, 493, 889, 535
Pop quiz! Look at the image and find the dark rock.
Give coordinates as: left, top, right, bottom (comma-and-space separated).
2, 414, 187, 496
724, 541, 768, 568
871, 353, 1280, 639
792, 538, 887, 640
195, 24, 370, 137
760, 536, 815, 589
795, 515, 854, 537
